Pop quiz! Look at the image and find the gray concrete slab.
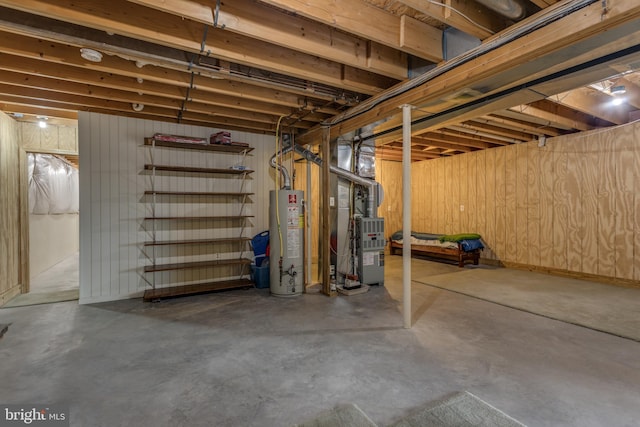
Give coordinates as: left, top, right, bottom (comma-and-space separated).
0, 257, 639, 427
413, 266, 640, 341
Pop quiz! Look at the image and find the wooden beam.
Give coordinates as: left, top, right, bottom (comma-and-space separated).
549, 87, 632, 125
395, 0, 506, 39
0, 0, 396, 94
298, 1, 640, 144
126, 0, 213, 24
410, 136, 473, 152
0, 88, 279, 132
0, 13, 353, 108
0, 53, 320, 122
0, 31, 321, 110
0, 102, 78, 120
482, 113, 562, 136
257, 0, 443, 62
463, 120, 537, 141
0, 72, 315, 129
399, 15, 443, 60
160, 0, 409, 79
510, 100, 599, 131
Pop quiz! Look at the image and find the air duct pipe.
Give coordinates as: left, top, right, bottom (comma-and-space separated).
269, 145, 294, 190
270, 144, 381, 218
475, 0, 527, 21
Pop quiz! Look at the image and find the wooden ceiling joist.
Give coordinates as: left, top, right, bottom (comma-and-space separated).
257, 0, 443, 62
0, 0, 396, 94
297, 0, 640, 145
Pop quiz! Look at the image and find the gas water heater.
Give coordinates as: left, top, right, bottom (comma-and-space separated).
269, 189, 304, 296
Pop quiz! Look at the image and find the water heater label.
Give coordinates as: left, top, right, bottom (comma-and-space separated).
287, 206, 301, 258
287, 206, 299, 226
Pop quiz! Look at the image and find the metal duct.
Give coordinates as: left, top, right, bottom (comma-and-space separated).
323, 0, 596, 129
475, 0, 527, 21
270, 146, 294, 190
270, 143, 381, 218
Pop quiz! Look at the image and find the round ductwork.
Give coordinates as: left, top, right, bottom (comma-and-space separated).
475, 0, 527, 20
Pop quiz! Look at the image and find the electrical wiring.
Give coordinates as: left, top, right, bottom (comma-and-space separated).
275, 115, 285, 258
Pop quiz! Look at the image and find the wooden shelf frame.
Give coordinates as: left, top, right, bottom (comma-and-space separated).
144, 138, 254, 153
144, 237, 251, 247
143, 164, 254, 175
143, 278, 254, 302
143, 215, 254, 221
142, 134, 255, 300
144, 190, 254, 197
144, 257, 252, 273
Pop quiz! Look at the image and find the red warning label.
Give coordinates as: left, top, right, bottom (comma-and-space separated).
288, 194, 297, 204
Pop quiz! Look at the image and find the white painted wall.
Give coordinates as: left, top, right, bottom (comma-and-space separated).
78, 112, 276, 304
29, 213, 79, 278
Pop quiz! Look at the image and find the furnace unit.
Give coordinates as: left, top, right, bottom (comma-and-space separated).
355, 217, 385, 286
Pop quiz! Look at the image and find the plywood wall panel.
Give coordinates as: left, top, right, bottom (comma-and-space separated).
442, 158, 453, 234
435, 159, 445, 233
551, 145, 568, 270
58, 126, 78, 152
0, 112, 22, 304
614, 127, 635, 280
494, 147, 507, 260
634, 133, 640, 282
484, 149, 496, 260
20, 122, 41, 150
294, 159, 320, 262
384, 121, 639, 284
457, 155, 468, 232
538, 145, 555, 268
466, 153, 478, 233
412, 162, 425, 229
430, 161, 437, 231
565, 138, 584, 273
504, 145, 517, 262
580, 148, 599, 275
515, 143, 528, 265
527, 144, 541, 266
596, 133, 616, 278
377, 160, 403, 238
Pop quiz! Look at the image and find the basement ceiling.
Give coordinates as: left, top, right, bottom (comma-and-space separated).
0, 0, 639, 161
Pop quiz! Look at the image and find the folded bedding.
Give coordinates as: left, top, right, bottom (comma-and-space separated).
391, 230, 484, 252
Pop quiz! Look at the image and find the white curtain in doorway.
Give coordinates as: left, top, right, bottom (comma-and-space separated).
28, 153, 79, 214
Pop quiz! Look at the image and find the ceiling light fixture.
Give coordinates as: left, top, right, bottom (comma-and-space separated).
610, 85, 626, 95
80, 48, 103, 63
612, 97, 625, 106
37, 116, 48, 128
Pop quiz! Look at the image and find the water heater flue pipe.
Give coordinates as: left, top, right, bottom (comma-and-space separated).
270, 144, 381, 218
269, 145, 294, 190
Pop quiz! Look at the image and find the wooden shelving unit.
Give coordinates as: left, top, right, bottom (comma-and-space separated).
142, 136, 255, 301
144, 191, 254, 197
144, 138, 254, 153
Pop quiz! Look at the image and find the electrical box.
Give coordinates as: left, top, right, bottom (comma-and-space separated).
355, 217, 385, 286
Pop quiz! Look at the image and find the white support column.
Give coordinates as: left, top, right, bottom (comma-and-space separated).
306, 150, 312, 287
401, 104, 412, 329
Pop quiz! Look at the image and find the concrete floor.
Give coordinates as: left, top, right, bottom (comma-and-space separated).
1, 256, 639, 427
30, 252, 79, 294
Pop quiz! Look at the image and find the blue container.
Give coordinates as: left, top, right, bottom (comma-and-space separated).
251, 231, 269, 267
251, 264, 270, 289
